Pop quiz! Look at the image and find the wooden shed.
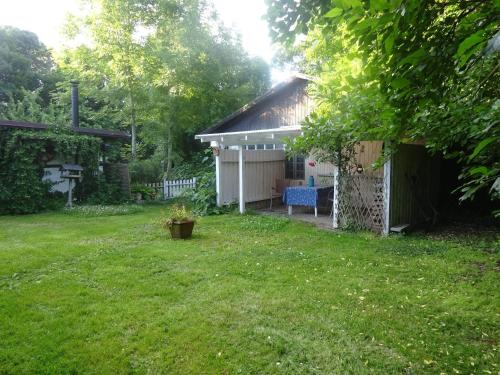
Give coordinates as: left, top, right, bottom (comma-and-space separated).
196, 74, 441, 234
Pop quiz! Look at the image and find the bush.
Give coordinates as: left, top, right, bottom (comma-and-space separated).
170, 150, 214, 180
129, 158, 164, 184
131, 184, 157, 201
181, 170, 235, 216
156, 204, 195, 228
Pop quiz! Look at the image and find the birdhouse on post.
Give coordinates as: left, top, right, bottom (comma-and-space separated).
60, 164, 84, 208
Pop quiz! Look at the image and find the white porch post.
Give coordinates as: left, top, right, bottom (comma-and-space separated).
383, 155, 392, 235
332, 165, 339, 228
238, 145, 245, 214
215, 152, 222, 207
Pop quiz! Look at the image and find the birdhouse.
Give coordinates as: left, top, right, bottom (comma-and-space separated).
60, 164, 84, 179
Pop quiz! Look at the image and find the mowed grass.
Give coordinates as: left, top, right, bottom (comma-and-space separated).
0, 207, 498, 374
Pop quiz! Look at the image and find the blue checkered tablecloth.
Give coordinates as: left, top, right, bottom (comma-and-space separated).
282, 186, 333, 208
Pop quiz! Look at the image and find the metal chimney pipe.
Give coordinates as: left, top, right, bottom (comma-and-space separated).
70, 80, 79, 128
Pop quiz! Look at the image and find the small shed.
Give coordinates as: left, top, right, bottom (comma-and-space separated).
0, 119, 131, 196
196, 75, 441, 234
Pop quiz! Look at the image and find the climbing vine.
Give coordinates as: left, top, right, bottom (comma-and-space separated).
0, 127, 123, 214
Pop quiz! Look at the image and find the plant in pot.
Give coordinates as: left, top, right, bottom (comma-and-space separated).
161, 205, 195, 239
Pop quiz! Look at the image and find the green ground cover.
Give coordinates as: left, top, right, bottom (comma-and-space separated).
0, 206, 498, 374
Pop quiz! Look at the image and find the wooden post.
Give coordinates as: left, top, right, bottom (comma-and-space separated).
383, 154, 392, 235
332, 165, 339, 228
238, 145, 245, 214
67, 179, 73, 208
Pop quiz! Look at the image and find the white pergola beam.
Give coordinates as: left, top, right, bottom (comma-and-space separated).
195, 127, 301, 147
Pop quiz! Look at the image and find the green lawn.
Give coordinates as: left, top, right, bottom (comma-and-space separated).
0, 206, 498, 374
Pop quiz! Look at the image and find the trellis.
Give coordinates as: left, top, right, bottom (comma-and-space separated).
337, 174, 385, 233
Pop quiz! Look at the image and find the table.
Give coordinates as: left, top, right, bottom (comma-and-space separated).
282, 186, 333, 217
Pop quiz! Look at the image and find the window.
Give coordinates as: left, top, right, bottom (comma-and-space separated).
285, 156, 305, 180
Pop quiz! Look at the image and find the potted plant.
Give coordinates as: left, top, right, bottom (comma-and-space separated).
161, 205, 195, 239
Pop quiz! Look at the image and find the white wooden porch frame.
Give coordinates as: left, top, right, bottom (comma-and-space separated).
215, 152, 222, 207
197, 127, 302, 214
238, 145, 246, 214
332, 165, 340, 228
382, 155, 392, 235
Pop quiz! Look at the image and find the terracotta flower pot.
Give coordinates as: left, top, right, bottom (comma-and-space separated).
168, 220, 195, 239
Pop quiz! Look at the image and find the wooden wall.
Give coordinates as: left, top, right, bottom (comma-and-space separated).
218, 141, 384, 205
354, 141, 384, 177
389, 144, 441, 227
219, 149, 286, 204
302, 141, 384, 185
216, 79, 314, 133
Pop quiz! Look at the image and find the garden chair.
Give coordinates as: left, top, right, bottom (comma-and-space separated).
269, 179, 288, 210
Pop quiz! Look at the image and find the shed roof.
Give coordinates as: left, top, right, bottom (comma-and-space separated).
0, 119, 130, 140
200, 74, 312, 135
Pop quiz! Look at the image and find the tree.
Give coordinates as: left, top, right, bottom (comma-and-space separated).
62, 0, 152, 158
267, 0, 500, 206
0, 26, 60, 113
141, 2, 270, 176
61, 0, 270, 179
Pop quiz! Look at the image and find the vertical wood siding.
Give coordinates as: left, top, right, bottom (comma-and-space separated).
354, 141, 384, 177
218, 141, 384, 204
302, 141, 384, 185
304, 157, 335, 185
219, 149, 286, 204
389, 144, 441, 227
217, 80, 314, 133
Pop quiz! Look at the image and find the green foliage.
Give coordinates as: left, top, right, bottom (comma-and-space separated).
158, 204, 194, 227
181, 170, 217, 216
0, 128, 100, 214
61, 0, 270, 169
131, 184, 157, 201
129, 157, 164, 184
267, 0, 500, 206
0, 127, 125, 214
180, 169, 234, 216
170, 149, 214, 180
0, 26, 60, 109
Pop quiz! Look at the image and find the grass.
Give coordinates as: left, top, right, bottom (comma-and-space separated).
0, 206, 498, 374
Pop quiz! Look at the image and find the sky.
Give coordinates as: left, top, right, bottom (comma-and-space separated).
0, 0, 290, 82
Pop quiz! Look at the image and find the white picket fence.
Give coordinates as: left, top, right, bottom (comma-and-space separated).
145, 177, 197, 200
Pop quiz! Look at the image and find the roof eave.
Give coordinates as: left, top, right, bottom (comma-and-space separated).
200, 74, 313, 135
195, 126, 302, 146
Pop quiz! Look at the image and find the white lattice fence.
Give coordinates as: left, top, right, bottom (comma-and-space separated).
338, 174, 384, 233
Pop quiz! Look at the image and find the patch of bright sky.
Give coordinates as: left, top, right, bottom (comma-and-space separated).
0, 0, 291, 83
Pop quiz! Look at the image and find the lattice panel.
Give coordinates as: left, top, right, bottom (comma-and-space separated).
338, 174, 384, 233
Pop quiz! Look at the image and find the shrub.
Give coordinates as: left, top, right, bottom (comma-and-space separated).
131, 184, 157, 201
157, 204, 194, 228
129, 158, 164, 184
180, 170, 235, 216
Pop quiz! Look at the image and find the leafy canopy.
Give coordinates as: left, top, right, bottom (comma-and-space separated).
267, 0, 500, 205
